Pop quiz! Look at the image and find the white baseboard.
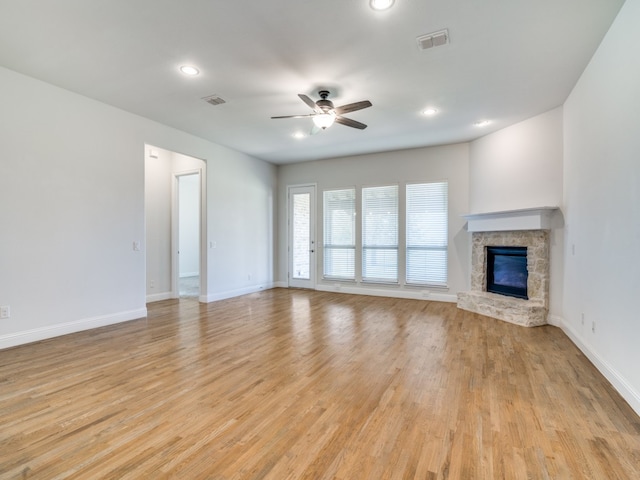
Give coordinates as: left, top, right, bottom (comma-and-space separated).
203, 283, 277, 303
315, 283, 457, 303
552, 316, 640, 417
203, 281, 456, 304
547, 314, 564, 327
0, 308, 147, 350
146, 291, 174, 303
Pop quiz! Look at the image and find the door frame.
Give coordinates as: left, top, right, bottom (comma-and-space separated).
171, 168, 206, 300
287, 184, 317, 289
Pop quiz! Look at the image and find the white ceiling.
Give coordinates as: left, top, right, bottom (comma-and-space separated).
0, 0, 624, 164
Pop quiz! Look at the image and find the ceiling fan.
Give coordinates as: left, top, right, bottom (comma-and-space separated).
271, 90, 372, 134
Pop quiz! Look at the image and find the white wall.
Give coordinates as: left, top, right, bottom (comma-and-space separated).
277, 144, 470, 301
0, 66, 277, 349
469, 108, 565, 318
205, 149, 277, 301
562, 0, 640, 414
145, 148, 172, 299
469, 108, 563, 213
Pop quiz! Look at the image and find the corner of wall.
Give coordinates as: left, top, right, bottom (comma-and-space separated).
552, 316, 640, 416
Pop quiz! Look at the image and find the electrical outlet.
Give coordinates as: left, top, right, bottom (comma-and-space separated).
248, 273, 252, 280
150, 280, 155, 289
581, 313, 585, 326
592, 321, 596, 334
0, 306, 10, 319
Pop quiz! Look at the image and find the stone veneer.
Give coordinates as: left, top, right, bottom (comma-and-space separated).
457, 230, 550, 327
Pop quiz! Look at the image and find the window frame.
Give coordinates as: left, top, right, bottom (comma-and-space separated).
361, 184, 399, 284
322, 187, 357, 281
405, 180, 449, 287
320, 179, 449, 289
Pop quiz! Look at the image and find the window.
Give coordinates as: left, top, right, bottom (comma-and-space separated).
322, 182, 448, 287
323, 189, 356, 279
406, 182, 448, 286
362, 185, 398, 282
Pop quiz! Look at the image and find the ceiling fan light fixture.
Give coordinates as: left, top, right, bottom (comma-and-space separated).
312, 112, 336, 129
474, 120, 491, 127
179, 65, 200, 76
370, 0, 395, 11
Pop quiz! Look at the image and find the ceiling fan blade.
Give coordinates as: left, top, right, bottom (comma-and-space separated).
299, 94, 322, 113
271, 114, 315, 119
335, 116, 367, 130
310, 124, 321, 135
334, 100, 372, 115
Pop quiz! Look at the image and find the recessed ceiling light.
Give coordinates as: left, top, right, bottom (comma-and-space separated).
422, 107, 438, 116
474, 120, 491, 127
370, 0, 395, 11
179, 65, 200, 76
292, 132, 305, 139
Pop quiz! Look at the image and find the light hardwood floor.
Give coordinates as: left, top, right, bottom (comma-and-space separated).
1, 289, 639, 479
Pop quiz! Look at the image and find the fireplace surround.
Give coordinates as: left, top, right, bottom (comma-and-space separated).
457, 208, 556, 327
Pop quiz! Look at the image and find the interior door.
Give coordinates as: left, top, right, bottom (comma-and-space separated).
288, 185, 316, 289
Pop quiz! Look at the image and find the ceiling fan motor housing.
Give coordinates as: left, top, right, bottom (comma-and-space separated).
316, 90, 334, 112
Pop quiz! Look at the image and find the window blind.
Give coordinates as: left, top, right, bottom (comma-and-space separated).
323, 189, 356, 279
362, 185, 398, 282
406, 181, 448, 285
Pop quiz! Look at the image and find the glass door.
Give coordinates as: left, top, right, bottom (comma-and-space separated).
288, 185, 316, 289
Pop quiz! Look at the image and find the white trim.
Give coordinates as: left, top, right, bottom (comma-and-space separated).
552, 316, 640, 417
462, 206, 559, 232
315, 283, 457, 303
203, 283, 277, 303
273, 281, 288, 288
287, 184, 317, 289
0, 308, 147, 350
547, 314, 563, 327
172, 168, 206, 300
146, 292, 173, 303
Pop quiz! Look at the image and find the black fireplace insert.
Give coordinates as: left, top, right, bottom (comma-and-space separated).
486, 246, 528, 299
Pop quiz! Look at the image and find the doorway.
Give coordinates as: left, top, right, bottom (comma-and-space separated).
176, 173, 201, 298
288, 185, 316, 289
144, 145, 206, 303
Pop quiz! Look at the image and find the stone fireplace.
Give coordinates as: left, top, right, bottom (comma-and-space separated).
457, 207, 557, 327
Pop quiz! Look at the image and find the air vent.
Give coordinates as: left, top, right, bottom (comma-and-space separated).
416, 29, 449, 50
202, 94, 226, 106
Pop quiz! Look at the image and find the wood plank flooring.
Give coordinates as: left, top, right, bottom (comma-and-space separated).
1, 289, 639, 479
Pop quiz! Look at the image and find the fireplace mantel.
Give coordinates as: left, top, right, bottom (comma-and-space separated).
462, 206, 558, 232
